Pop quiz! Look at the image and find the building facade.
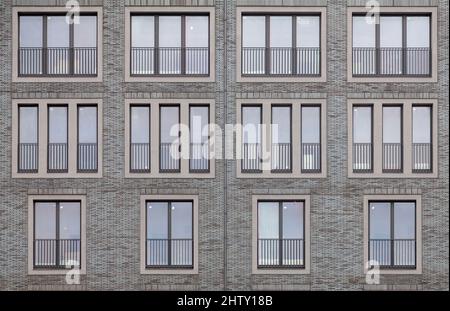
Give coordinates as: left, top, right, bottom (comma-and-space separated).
0, 0, 448, 291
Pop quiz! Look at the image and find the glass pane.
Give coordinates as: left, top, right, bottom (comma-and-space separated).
159, 16, 181, 47
394, 202, 415, 239
131, 106, 150, 143
301, 106, 320, 143
160, 106, 179, 144
19, 16, 43, 47
59, 202, 81, 239
48, 106, 67, 143
382, 106, 402, 143
190, 106, 209, 144
272, 106, 291, 144
297, 16, 320, 47
242, 106, 261, 144
35, 202, 56, 239
412, 106, 431, 143
353, 106, 372, 143
74, 15, 97, 47
171, 202, 193, 239
78, 106, 97, 143
186, 16, 208, 47
369, 202, 390, 239
147, 202, 168, 239
282, 202, 303, 239
380, 16, 402, 47
47, 16, 69, 47
19, 106, 38, 143
258, 202, 279, 239
407, 16, 430, 47
352, 16, 375, 47
270, 16, 292, 47
131, 16, 154, 47
242, 16, 265, 47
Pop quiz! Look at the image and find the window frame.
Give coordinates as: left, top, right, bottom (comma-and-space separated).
188, 104, 211, 173
363, 195, 422, 275
129, 104, 152, 173
47, 104, 69, 173
300, 104, 322, 173
28, 195, 87, 275
18, 104, 39, 173
12, 6, 103, 82
347, 6, 437, 82
140, 195, 199, 274
159, 104, 181, 173
77, 104, 99, 173
125, 7, 215, 82
236, 6, 327, 83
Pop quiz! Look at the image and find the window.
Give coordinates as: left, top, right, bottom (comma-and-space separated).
238, 100, 326, 178
18, 13, 98, 77
368, 201, 417, 269
241, 14, 320, 76
348, 100, 437, 177
130, 13, 210, 76
125, 100, 215, 178
352, 14, 431, 77
12, 99, 103, 178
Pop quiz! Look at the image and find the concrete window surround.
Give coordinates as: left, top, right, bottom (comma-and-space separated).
27, 194, 87, 275
11, 99, 103, 178
347, 6, 438, 83
236, 99, 327, 178
363, 194, 422, 275
12, 6, 103, 83
251, 194, 311, 275
124, 7, 216, 83
124, 99, 215, 178
347, 99, 438, 178
140, 194, 199, 275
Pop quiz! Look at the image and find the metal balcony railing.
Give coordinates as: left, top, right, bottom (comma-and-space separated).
352, 47, 430, 76
34, 239, 81, 269
412, 143, 432, 173
146, 238, 193, 268
77, 143, 97, 172
130, 143, 150, 173
301, 143, 321, 173
189, 143, 209, 172
257, 238, 304, 268
353, 143, 372, 172
160, 142, 180, 172
271, 143, 291, 172
18, 143, 38, 172
131, 47, 209, 76
19, 47, 97, 76
241, 143, 262, 172
369, 239, 416, 269
48, 143, 68, 172
382, 143, 402, 172
242, 47, 320, 76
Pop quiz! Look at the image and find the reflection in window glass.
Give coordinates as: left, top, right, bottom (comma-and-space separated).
20, 16, 43, 47
48, 106, 68, 144
352, 16, 375, 47
412, 106, 431, 143
131, 16, 155, 47
382, 106, 402, 144
131, 106, 150, 144
353, 106, 372, 143
78, 106, 97, 144
242, 16, 265, 47
297, 16, 320, 47
19, 106, 38, 144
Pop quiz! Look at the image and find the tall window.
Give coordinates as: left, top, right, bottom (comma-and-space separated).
242, 105, 262, 172
301, 106, 321, 172
130, 14, 210, 76
241, 14, 320, 76
130, 105, 151, 173
34, 201, 81, 269
77, 105, 98, 172
18, 105, 38, 172
146, 201, 193, 268
382, 106, 402, 172
159, 105, 180, 172
48, 105, 68, 173
352, 106, 373, 172
412, 105, 432, 172
352, 14, 431, 76
369, 201, 416, 269
19, 14, 97, 76
257, 201, 305, 268
271, 105, 292, 172
189, 105, 209, 172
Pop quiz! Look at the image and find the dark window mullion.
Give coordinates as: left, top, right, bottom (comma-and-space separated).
154, 15, 159, 75
265, 15, 270, 75
69, 18, 74, 75
168, 201, 172, 266
181, 15, 186, 75
43, 15, 48, 75
375, 20, 380, 75
291, 16, 297, 76
278, 201, 283, 266
55, 202, 60, 268
402, 15, 407, 75
390, 202, 395, 267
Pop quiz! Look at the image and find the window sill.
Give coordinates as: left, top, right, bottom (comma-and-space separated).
347, 75, 437, 83
140, 268, 198, 275
252, 268, 310, 275
12, 76, 103, 83
237, 75, 326, 83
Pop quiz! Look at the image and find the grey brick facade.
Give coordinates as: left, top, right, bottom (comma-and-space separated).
0, 0, 448, 291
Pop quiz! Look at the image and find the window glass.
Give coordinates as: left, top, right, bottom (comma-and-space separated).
171, 202, 193, 239
19, 106, 38, 143
258, 202, 279, 239
47, 16, 69, 47
242, 16, 265, 47
131, 106, 150, 143
78, 106, 97, 144
382, 106, 402, 144
242, 106, 261, 144
19, 16, 43, 47
412, 106, 431, 143
159, 16, 181, 47
131, 16, 155, 47
48, 106, 68, 144
407, 16, 430, 48
35, 202, 56, 239
394, 202, 415, 239
369, 202, 391, 239
190, 106, 209, 144
147, 202, 168, 239
282, 202, 303, 239
270, 16, 292, 47
74, 15, 97, 47
160, 106, 179, 143
272, 106, 291, 144
59, 202, 81, 239
380, 16, 402, 47
353, 106, 372, 143
352, 16, 375, 47
301, 106, 320, 143
297, 16, 320, 47
186, 16, 208, 47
